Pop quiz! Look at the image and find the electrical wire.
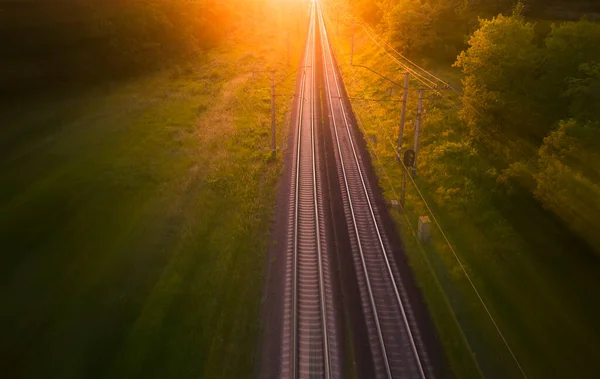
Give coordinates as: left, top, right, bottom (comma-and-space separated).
357, 20, 534, 162
360, 25, 441, 93
330, 12, 530, 379
360, 22, 459, 93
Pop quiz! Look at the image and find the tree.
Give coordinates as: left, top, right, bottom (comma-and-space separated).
454, 5, 544, 165
564, 62, 600, 122
380, 0, 473, 61
381, 0, 435, 56
349, 0, 383, 24
534, 119, 600, 251
542, 19, 600, 120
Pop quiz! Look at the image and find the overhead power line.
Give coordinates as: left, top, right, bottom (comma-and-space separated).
331, 14, 530, 379
356, 21, 536, 162
359, 22, 459, 94
358, 25, 442, 94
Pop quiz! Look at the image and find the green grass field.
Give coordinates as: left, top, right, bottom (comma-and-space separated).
327, 18, 600, 379
0, 14, 304, 377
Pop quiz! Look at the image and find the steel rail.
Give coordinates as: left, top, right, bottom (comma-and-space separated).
316, 3, 427, 378
289, 2, 332, 378
309, 2, 333, 377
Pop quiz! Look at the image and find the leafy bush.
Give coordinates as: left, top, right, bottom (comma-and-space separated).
454, 7, 545, 157
542, 18, 600, 119
535, 119, 600, 249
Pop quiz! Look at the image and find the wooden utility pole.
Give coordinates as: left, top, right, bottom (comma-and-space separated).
412, 88, 423, 176
401, 149, 415, 211
397, 72, 409, 161
271, 70, 276, 157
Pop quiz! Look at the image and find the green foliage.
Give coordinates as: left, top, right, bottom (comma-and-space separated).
417, 108, 493, 211
523, 0, 600, 19
465, 0, 515, 16
454, 11, 545, 157
453, 11, 600, 237
564, 63, 600, 121
535, 119, 600, 249
0, 4, 301, 377
374, 0, 518, 62
0, 40, 296, 379
543, 19, 600, 118
380, 0, 474, 61
0, 0, 262, 96
339, 0, 600, 375
381, 0, 436, 56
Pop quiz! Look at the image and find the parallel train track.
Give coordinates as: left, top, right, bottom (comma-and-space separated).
280, 2, 433, 378
316, 3, 431, 379
281, 3, 338, 378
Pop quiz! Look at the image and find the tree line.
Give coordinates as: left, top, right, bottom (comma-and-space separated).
350, 0, 600, 252
1, 0, 261, 97
455, 4, 600, 251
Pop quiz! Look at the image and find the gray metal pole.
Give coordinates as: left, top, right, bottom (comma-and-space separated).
271, 70, 276, 157
412, 88, 423, 176
350, 23, 355, 65
397, 72, 409, 161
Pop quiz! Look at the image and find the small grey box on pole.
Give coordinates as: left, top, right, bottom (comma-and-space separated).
396, 71, 409, 161
418, 216, 431, 242
271, 70, 276, 157
412, 87, 423, 176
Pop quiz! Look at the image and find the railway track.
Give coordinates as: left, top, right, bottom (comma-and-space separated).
315, 3, 433, 379
277, 2, 435, 378
280, 3, 339, 378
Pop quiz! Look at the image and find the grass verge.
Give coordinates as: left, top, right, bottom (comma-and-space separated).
0, 10, 305, 378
